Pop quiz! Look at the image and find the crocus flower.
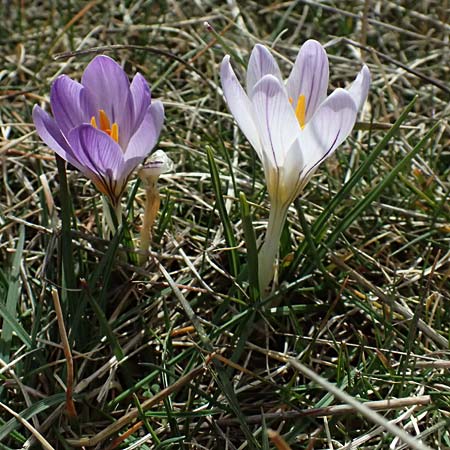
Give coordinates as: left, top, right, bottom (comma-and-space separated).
33, 55, 164, 207
220, 40, 370, 294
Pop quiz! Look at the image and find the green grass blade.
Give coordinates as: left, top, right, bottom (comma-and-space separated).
0, 225, 30, 360
55, 156, 76, 312
206, 145, 239, 278
239, 192, 259, 301
0, 393, 66, 441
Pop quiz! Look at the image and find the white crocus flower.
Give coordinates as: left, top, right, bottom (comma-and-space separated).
220, 39, 370, 295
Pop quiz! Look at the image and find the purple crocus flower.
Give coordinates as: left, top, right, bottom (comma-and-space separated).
220, 40, 370, 294
33, 55, 164, 207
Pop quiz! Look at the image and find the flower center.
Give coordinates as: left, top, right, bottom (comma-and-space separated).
90, 109, 119, 143
289, 94, 306, 129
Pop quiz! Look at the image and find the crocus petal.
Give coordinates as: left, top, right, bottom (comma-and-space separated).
250, 74, 300, 169
33, 105, 80, 168
130, 72, 151, 131
123, 101, 165, 176
33, 105, 104, 184
301, 88, 358, 176
347, 64, 371, 111
246, 44, 283, 96
279, 137, 308, 203
220, 55, 263, 158
50, 75, 95, 136
67, 125, 126, 202
286, 39, 329, 123
81, 55, 134, 148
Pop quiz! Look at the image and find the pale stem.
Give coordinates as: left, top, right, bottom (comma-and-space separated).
101, 196, 122, 239
258, 202, 289, 296
101, 196, 114, 239
114, 203, 123, 227
139, 183, 161, 264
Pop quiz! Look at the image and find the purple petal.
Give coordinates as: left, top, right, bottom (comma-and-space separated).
33, 105, 81, 168
125, 100, 164, 162
301, 88, 358, 176
122, 101, 164, 178
246, 44, 283, 96
286, 40, 329, 124
347, 64, 371, 111
220, 55, 262, 159
67, 124, 127, 202
130, 73, 151, 131
50, 75, 95, 136
81, 55, 134, 149
250, 74, 300, 169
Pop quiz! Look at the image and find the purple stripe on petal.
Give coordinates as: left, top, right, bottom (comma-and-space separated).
220, 55, 263, 159
33, 105, 80, 168
246, 44, 283, 96
125, 101, 164, 163
347, 65, 371, 111
81, 55, 134, 149
67, 125, 126, 202
130, 73, 151, 132
50, 75, 95, 136
301, 88, 357, 175
286, 40, 329, 124
250, 74, 300, 169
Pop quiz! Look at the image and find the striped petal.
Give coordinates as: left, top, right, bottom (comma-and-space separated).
301, 88, 358, 176
286, 40, 329, 124
250, 74, 300, 169
67, 125, 126, 203
220, 55, 262, 158
347, 64, 371, 111
81, 55, 134, 148
50, 75, 95, 136
246, 44, 283, 96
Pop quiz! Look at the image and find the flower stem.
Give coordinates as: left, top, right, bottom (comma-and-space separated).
101, 196, 122, 238
258, 203, 288, 297
139, 184, 160, 264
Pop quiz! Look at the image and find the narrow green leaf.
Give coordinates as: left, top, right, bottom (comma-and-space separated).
0, 393, 66, 440
239, 192, 259, 301
55, 156, 76, 312
0, 225, 30, 359
215, 368, 261, 449
206, 145, 239, 278
0, 303, 31, 350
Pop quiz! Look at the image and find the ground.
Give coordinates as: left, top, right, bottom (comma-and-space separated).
0, 1, 449, 449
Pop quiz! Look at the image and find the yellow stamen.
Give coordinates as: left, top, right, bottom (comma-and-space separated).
295, 94, 306, 129
111, 123, 119, 143
90, 109, 120, 143
99, 109, 111, 131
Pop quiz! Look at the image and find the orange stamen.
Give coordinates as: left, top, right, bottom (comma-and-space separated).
111, 123, 119, 143
99, 109, 111, 132
90, 110, 120, 143
295, 94, 306, 129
